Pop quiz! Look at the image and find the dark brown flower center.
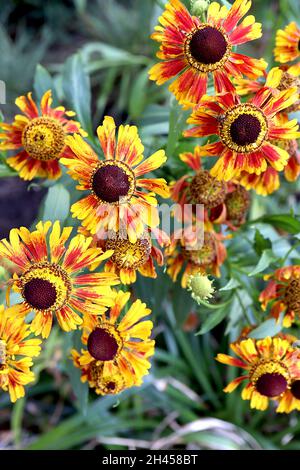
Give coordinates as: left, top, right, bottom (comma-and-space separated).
92, 165, 130, 203
291, 380, 300, 399
256, 373, 287, 397
106, 381, 116, 391
189, 26, 227, 64
87, 327, 119, 361
23, 278, 57, 310
230, 114, 262, 146
298, 39, 300, 52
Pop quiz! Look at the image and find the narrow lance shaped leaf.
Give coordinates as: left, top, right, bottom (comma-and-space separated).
43, 184, 70, 224
62, 54, 93, 137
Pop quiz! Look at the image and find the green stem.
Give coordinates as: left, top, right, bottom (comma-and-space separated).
281, 241, 300, 265
235, 290, 254, 325
196, 297, 232, 310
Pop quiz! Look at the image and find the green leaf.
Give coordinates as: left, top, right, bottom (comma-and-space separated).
166, 98, 189, 157
249, 249, 277, 276
197, 307, 228, 335
33, 64, 58, 104
43, 184, 70, 224
253, 214, 300, 235
128, 69, 150, 119
220, 278, 240, 291
0, 163, 16, 177
248, 316, 283, 339
62, 54, 93, 137
63, 330, 88, 416
254, 229, 272, 256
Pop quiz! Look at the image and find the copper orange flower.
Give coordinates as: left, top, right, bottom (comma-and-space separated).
235, 66, 300, 113
274, 22, 300, 65
0, 90, 86, 181
0, 221, 119, 338
166, 224, 227, 287
0, 305, 41, 402
61, 116, 169, 243
216, 336, 300, 411
149, 0, 266, 107
259, 266, 300, 328
92, 228, 169, 285
184, 86, 300, 181
171, 147, 250, 229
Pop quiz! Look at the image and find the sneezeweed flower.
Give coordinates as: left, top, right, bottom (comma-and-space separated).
171, 147, 250, 229
71, 290, 155, 394
0, 305, 41, 402
210, 183, 250, 229
91, 228, 169, 285
274, 22, 300, 64
216, 336, 300, 411
0, 221, 119, 338
234, 66, 300, 113
61, 116, 169, 243
187, 273, 215, 304
171, 147, 227, 210
149, 0, 266, 107
0, 90, 86, 181
184, 87, 300, 181
166, 225, 227, 287
259, 266, 300, 328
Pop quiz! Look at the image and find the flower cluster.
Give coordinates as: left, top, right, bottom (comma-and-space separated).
148, 0, 300, 414
0, 0, 300, 416
0, 95, 169, 400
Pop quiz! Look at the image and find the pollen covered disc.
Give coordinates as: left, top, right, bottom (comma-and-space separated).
22, 116, 65, 161
105, 235, 151, 269
190, 170, 226, 208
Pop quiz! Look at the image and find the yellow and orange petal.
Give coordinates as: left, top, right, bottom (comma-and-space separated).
0, 90, 86, 181
72, 290, 155, 392
216, 336, 300, 411
234, 66, 300, 114
60, 116, 169, 243
259, 266, 300, 328
0, 304, 41, 402
238, 167, 280, 196
149, 0, 266, 107
274, 22, 300, 64
184, 88, 300, 181
0, 221, 119, 338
